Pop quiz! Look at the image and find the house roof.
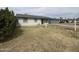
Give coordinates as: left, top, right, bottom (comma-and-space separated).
16, 14, 53, 20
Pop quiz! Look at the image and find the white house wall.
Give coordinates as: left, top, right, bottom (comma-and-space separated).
18, 18, 41, 26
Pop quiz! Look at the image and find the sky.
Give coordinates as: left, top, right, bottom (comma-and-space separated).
1, 7, 79, 18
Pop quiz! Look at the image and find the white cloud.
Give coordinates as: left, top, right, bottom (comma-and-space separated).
0, 7, 79, 18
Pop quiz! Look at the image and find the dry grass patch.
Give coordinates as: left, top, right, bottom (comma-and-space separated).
0, 25, 79, 52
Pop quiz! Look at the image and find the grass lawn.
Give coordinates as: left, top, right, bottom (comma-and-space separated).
0, 25, 79, 52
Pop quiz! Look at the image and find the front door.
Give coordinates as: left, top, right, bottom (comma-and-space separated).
41, 19, 48, 24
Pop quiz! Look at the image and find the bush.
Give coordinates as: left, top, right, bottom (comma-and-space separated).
0, 7, 16, 40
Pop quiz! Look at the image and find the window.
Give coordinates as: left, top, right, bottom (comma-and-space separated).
35, 19, 37, 22
23, 18, 27, 23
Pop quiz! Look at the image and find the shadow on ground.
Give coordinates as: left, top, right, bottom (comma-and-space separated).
0, 26, 24, 43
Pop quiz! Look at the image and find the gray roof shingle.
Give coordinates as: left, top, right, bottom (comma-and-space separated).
16, 14, 52, 20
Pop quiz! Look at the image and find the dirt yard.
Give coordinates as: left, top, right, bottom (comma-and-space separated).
0, 25, 79, 52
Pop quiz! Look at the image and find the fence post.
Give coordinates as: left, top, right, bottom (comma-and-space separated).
74, 18, 77, 39
74, 19, 76, 31
44, 23, 48, 28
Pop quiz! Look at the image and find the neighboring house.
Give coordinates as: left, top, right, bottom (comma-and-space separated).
16, 14, 52, 26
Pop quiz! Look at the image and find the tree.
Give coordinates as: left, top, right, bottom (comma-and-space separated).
0, 7, 16, 40
59, 17, 64, 23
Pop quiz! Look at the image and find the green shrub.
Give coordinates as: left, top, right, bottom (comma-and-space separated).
0, 7, 16, 40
